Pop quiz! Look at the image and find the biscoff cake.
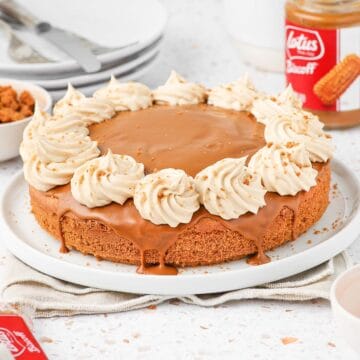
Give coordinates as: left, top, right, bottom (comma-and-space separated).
20, 72, 333, 275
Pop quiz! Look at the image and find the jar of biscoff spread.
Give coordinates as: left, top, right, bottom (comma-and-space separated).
285, 0, 360, 129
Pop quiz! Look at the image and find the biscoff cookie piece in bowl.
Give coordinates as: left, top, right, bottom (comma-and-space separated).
0, 79, 52, 162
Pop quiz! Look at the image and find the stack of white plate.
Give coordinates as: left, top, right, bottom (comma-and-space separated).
0, 0, 167, 99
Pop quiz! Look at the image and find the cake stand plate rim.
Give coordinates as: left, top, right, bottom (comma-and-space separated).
1, 158, 359, 295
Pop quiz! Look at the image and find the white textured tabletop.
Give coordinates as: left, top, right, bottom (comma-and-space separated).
0, 1, 360, 359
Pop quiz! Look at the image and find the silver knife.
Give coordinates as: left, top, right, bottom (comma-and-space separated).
0, 0, 102, 73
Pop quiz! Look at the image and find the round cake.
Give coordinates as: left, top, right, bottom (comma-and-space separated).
20, 72, 333, 275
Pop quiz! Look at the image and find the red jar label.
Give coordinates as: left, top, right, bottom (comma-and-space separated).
285, 20, 360, 112
0, 315, 47, 359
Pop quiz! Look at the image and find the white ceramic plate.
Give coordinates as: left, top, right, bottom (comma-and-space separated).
47, 52, 159, 100
3, 35, 163, 81
0, 0, 167, 75
1, 160, 359, 295
29, 41, 162, 89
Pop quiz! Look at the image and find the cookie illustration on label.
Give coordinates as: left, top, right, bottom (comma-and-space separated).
314, 54, 360, 106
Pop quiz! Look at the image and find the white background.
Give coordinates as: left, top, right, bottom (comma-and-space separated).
0, 1, 360, 359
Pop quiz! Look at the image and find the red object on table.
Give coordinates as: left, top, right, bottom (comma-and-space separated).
0, 314, 47, 359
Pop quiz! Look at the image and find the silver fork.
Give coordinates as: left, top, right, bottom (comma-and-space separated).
0, 18, 51, 63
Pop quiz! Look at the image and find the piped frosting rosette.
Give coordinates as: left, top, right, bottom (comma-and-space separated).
28, 122, 95, 164
53, 84, 115, 125
208, 74, 263, 111
53, 83, 85, 115
277, 85, 303, 108
23, 154, 100, 192
248, 142, 318, 196
71, 150, 145, 208
94, 75, 152, 111
195, 157, 266, 220
250, 85, 333, 163
264, 114, 333, 163
153, 71, 207, 105
20, 105, 100, 192
134, 168, 200, 227
251, 85, 303, 125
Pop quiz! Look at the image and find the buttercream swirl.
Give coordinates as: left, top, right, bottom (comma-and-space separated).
251, 98, 295, 125
134, 168, 200, 227
277, 85, 303, 108
53, 83, 115, 125
35, 129, 99, 164
71, 150, 145, 208
248, 142, 318, 196
264, 114, 333, 162
94, 75, 152, 111
207, 74, 262, 111
20, 107, 98, 164
53, 83, 85, 116
40, 112, 87, 134
20, 105, 100, 191
20, 106, 52, 162
152, 71, 207, 105
23, 150, 100, 192
250, 84, 333, 162
195, 157, 266, 220
251, 86, 302, 125
65, 97, 115, 125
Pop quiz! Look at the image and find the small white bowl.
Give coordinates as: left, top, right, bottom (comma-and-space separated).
0, 79, 52, 162
331, 264, 360, 355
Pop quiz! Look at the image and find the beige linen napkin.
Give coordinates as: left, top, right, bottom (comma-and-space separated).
0, 252, 352, 318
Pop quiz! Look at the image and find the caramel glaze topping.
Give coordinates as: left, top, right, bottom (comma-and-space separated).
35, 104, 324, 275
89, 104, 265, 176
